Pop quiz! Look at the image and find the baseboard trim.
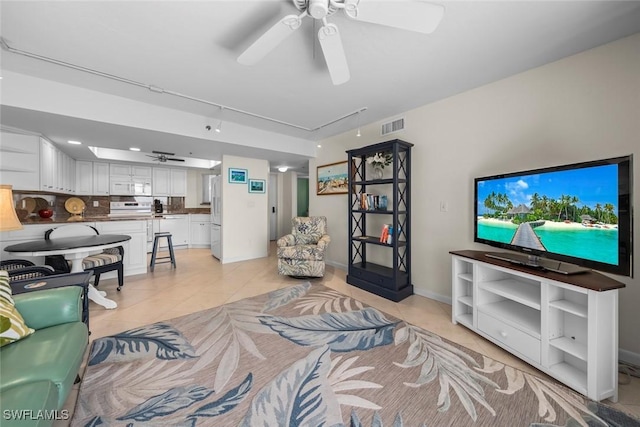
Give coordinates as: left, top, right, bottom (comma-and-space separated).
413, 287, 452, 305
326, 260, 347, 271
619, 348, 640, 366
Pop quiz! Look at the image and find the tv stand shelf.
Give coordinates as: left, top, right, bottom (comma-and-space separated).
450, 250, 624, 402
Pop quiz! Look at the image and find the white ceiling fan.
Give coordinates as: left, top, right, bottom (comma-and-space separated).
238, 0, 444, 85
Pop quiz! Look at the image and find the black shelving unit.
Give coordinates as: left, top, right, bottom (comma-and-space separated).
346, 139, 413, 301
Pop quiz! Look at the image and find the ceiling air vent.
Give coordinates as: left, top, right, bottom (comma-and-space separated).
381, 117, 405, 136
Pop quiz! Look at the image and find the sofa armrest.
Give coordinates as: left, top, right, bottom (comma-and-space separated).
14, 287, 83, 330
277, 234, 295, 247
317, 234, 331, 250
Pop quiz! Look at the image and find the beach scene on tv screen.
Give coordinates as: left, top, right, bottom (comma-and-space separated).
476, 164, 619, 265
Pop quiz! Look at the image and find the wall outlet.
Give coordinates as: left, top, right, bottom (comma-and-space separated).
93, 201, 99, 207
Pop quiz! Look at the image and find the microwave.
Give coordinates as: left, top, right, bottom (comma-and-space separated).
110, 178, 151, 196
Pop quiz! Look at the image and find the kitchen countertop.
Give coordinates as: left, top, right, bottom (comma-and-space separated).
19, 211, 210, 225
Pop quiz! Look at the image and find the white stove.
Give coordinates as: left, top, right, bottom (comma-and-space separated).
108, 201, 153, 217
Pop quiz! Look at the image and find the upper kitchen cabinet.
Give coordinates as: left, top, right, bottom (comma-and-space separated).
152, 167, 186, 197
76, 161, 94, 195
40, 138, 75, 194
76, 161, 110, 195
0, 132, 40, 191
110, 163, 151, 195
110, 164, 152, 179
94, 163, 110, 195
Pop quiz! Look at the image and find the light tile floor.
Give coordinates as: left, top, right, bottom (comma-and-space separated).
57, 246, 640, 425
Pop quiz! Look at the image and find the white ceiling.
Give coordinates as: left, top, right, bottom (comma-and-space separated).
1, 1, 640, 172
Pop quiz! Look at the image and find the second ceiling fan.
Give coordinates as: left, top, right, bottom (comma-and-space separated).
146, 151, 185, 163
238, 0, 444, 85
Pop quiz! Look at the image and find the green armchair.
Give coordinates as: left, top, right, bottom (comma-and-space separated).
277, 216, 330, 277
0, 286, 88, 427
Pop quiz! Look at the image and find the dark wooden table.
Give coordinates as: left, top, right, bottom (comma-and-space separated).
5, 234, 131, 309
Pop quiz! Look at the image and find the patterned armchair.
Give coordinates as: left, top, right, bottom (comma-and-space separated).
277, 216, 330, 277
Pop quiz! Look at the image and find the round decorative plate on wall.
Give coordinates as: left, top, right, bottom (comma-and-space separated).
65, 197, 86, 215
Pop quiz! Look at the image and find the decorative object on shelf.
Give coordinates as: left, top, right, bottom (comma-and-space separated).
366, 151, 392, 180
317, 161, 348, 195
33, 197, 50, 212
38, 209, 54, 219
16, 197, 36, 215
228, 168, 248, 184
65, 197, 86, 217
248, 179, 266, 193
359, 193, 388, 211
1, 185, 23, 231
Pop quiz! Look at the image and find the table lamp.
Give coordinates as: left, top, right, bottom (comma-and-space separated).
0, 185, 23, 231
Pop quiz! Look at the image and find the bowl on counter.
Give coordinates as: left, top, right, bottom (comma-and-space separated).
38, 209, 54, 218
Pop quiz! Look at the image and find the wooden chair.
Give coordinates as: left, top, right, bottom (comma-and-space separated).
44, 225, 125, 291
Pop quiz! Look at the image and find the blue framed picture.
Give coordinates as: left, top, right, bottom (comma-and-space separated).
229, 168, 248, 184
248, 179, 266, 193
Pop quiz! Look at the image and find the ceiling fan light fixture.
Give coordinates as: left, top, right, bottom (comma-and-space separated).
308, 0, 329, 19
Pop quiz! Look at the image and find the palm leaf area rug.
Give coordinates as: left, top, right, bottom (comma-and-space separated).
72, 283, 639, 427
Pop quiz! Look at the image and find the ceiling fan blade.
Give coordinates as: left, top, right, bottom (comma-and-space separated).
345, 0, 444, 34
167, 158, 185, 162
152, 150, 175, 155
318, 23, 350, 85
238, 13, 304, 65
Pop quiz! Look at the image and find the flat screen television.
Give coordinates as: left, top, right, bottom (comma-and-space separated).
474, 155, 633, 276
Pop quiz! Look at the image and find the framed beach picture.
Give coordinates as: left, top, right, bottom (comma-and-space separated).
317, 161, 348, 195
229, 168, 248, 184
248, 179, 266, 193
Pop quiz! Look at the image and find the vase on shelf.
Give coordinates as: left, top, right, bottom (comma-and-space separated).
372, 165, 384, 180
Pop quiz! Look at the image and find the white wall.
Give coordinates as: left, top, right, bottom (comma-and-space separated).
220, 155, 269, 263
185, 168, 215, 208
311, 34, 640, 358
2, 71, 317, 158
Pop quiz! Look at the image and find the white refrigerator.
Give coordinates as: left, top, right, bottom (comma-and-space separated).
210, 175, 222, 259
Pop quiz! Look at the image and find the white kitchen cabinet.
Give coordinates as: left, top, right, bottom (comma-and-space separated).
132, 165, 152, 179
170, 169, 187, 196
76, 161, 94, 195
95, 220, 147, 276
154, 215, 189, 248
110, 163, 132, 177
60, 153, 75, 194
39, 138, 75, 194
153, 167, 186, 196
40, 138, 56, 191
152, 167, 170, 196
189, 214, 211, 248
0, 131, 40, 191
93, 163, 110, 195
451, 250, 621, 402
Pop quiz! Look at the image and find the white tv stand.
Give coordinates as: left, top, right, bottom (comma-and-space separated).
450, 250, 624, 402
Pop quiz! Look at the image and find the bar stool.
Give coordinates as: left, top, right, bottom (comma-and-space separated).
150, 232, 176, 272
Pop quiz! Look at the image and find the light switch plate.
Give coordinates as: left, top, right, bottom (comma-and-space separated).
93, 201, 99, 207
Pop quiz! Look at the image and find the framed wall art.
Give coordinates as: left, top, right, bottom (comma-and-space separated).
248, 179, 266, 193
317, 161, 348, 195
229, 168, 248, 184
